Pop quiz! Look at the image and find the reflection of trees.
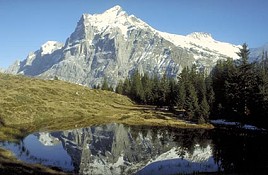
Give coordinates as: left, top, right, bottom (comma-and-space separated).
171, 128, 210, 155
18, 140, 27, 157
129, 125, 211, 157
212, 129, 268, 174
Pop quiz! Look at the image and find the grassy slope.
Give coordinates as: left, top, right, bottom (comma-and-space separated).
0, 73, 213, 174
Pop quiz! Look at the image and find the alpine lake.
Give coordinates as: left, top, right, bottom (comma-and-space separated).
0, 123, 267, 175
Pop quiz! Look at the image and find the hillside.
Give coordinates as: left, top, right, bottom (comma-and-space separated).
0, 73, 213, 138
0, 73, 134, 125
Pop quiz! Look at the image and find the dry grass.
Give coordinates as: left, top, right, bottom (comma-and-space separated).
0, 73, 213, 132
0, 73, 134, 125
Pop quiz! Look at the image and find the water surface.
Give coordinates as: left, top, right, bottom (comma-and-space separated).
1, 123, 267, 174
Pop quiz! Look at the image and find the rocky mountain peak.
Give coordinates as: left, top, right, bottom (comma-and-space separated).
90, 5, 129, 25
73, 6, 152, 40
187, 32, 214, 41
102, 5, 125, 17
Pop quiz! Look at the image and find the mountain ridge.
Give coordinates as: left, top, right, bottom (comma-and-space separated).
6, 5, 243, 87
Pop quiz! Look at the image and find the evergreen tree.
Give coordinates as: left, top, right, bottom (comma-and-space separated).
210, 43, 268, 127
205, 76, 215, 109
179, 67, 200, 120
92, 84, 97, 89
158, 73, 170, 107
177, 81, 186, 109
251, 59, 268, 127
101, 77, 109, 90
177, 67, 190, 110
237, 43, 250, 65
235, 43, 258, 119
211, 58, 236, 118
141, 73, 153, 104
152, 73, 160, 107
115, 80, 124, 94
199, 97, 210, 123
130, 70, 144, 103
168, 78, 178, 110
224, 63, 240, 118
108, 85, 114, 92
122, 77, 131, 96
185, 82, 199, 121
194, 72, 210, 122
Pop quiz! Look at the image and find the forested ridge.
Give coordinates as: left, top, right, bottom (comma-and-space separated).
100, 44, 268, 128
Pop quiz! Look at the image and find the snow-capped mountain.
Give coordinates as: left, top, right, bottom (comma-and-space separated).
250, 43, 268, 62
6, 5, 241, 87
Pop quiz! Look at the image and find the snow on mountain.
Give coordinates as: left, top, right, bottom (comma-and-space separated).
84, 5, 240, 60
159, 31, 240, 60
7, 5, 242, 87
250, 43, 268, 62
40, 41, 64, 55
81, 5, 152, 39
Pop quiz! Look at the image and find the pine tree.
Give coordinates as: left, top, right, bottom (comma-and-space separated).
122, 77, 131, 96
251, 59, 268, 127
92, 84, 97, 89
158, 73, 170, 107
185, 82, 199, 121
235, 43, 257, 119
108, 85, 114, 92
194, 72, 210, 122
177, 81, 186, 109
130, 70, 144, 103
168, 78, 178, 110
115, 80, 124, 94
205, 76, 215, 109
211, 58, 236, 118
101, 77, 109, 90
237, 43, 250, 65
199, 97, 210, 123
177, 67, 190, 109
152, 73, 160, 107
141, 73, 153, 104
178, 67, 199, 120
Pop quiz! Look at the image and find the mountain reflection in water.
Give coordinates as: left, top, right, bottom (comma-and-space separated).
1, 123, 267, 174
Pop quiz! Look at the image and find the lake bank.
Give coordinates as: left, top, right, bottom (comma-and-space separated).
0, 73, 213, 174
0, 113, 213, 175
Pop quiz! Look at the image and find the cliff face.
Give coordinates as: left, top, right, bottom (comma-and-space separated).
6, 6, 240, 87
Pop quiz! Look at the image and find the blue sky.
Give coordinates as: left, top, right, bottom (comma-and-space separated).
0, 0, 267, 68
